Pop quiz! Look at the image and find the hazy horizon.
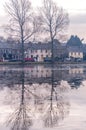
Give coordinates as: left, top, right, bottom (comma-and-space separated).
0, 0, 86, 42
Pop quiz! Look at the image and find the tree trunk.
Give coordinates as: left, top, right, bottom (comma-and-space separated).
21, 26, 24, 64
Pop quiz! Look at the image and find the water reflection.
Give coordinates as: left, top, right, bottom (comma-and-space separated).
0, 65, 85, 129
42, 65, 69, 127
6, 70, 32, 130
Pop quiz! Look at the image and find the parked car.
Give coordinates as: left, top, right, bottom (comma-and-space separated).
24, 58, 35, 62
44, 57, 52, 62
0, 59, 3, 62
76, 58, 82, 62
54, 57, 64, 62
65, 58, 71, 61
9, 59, 22, 62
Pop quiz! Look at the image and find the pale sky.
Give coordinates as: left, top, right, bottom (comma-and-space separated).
0, 0, 86, 42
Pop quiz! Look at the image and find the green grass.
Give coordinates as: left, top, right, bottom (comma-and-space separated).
0, 61, 85, 65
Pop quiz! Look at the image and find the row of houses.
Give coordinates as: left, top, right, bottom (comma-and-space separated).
0, 35, 86, 61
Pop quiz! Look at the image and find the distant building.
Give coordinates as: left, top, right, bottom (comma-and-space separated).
25, 42, 51, 61
0, 40, 67, 62
1, 35, 86, 62
66, 35, 82, 47
0, 42, 21, 60
66, 35, 83, 59
25, 40, 67, 61
68, 47, 83, 59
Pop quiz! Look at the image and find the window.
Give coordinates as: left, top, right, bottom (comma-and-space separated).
35, 50, 37, 53
78, 52, 80, 55
41, 54, 43, 57
46, 50, 47, 53
36, 55, 38, 57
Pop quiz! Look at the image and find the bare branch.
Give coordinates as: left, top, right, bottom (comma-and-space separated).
38, 0, 69, 61
5, 0, 39, 62
39, 0, 69, 39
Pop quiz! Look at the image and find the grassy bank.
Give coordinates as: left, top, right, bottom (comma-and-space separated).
0, 61, 51, 65
0, 61, 86, 65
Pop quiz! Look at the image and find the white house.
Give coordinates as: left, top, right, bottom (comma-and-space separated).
25, 42, 52, 61
25, 40, 67, 61
68, 47, 83, 59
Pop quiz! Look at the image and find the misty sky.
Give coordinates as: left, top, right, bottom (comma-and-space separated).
0, 0, 86, 42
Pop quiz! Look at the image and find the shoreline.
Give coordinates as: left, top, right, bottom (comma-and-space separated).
0, 61, 86, 65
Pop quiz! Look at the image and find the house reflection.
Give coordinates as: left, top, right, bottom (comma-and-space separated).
68, 67, 84, 89
69, 68, 83, 74
0, 65, 85, 87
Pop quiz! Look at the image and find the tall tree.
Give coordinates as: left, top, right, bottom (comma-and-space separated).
5, 0, 38, 63
38, 0, 69, 62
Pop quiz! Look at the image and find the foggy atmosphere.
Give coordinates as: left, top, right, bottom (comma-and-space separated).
0, 0, 86, 130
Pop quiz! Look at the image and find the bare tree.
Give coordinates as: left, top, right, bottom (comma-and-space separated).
38, 0, 69, 62
5, 0, 39, 63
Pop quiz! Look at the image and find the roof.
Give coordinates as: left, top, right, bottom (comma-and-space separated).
0, 39, 66, 51
67, 46, 83, 52
67, 35, 82, 46
26, 40, 62, 50
0, 42, 20, 49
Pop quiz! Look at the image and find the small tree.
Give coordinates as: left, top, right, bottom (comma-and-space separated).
5, 0, 38, 63
38, 0, 69, 62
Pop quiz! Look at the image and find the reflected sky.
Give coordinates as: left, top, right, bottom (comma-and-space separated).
0, 64, 86, 130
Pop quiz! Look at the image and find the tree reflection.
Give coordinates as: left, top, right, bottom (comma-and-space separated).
43, 65, 70, 127
5, 64, 70, 129
6, 68, 32, 130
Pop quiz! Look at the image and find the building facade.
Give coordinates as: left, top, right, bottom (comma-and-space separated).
66, 35, 84, 60
0, 42, 21, 61
0, 35, 86, 62
25, 40, 67, 61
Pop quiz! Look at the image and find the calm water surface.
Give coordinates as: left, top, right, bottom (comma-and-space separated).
0, 64, 86, 130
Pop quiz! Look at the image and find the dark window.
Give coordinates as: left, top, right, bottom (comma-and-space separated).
46, 50, 47, 53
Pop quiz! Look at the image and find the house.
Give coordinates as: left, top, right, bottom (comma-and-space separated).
25, 40, 67, 61
66, 35, 83, 59
0, 39, 67, 62
68, 47, 83, 59
0, 42, 21, 60
25, 42, 51, 61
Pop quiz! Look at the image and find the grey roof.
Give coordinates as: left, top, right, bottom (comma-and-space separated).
26, 42, 51, 50
25, 40, 63, 50
0, 40, 63, 51
67, 35, 82, 46
0, 42, 20, 49
67, 46, 83, 52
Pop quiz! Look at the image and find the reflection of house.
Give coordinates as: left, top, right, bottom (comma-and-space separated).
69, 68, 83, 74
0, 65, 86, 87
24, 66, 52, 78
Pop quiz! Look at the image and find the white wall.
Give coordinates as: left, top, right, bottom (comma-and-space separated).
26, 49, 51, 61
69, 52, 83, 58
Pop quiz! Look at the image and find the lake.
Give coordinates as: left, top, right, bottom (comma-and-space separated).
0, 64, 86, 130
